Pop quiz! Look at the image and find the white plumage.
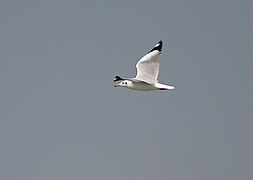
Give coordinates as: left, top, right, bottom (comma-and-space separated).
114, 41, 175, 91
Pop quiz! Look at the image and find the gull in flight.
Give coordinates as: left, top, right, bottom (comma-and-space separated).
114, 41, 175, 91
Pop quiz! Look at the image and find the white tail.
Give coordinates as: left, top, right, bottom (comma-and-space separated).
156, 83, 175, 90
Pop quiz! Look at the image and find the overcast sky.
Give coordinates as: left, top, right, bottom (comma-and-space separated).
0, 0, 252, 180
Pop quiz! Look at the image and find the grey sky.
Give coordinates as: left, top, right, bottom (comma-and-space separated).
0, 0, 252, 179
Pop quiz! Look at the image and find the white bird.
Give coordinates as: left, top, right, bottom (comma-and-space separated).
114, 41, 175, 91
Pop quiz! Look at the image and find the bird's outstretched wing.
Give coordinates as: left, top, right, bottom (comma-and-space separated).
135, 41, 162, 84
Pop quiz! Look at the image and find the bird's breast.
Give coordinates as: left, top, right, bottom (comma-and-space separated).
127, 81, 157, 91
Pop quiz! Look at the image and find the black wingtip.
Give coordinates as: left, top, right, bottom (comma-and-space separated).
113, 76, 124, 82
148, 40, 163, 54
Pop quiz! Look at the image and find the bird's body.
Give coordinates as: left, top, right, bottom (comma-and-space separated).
114, 41, 175, 91
115, 80, 174, 91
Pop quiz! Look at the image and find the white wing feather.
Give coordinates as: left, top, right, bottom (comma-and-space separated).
135, 42, 162, 84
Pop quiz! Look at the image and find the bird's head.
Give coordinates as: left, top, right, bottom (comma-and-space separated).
114, 80, 131, 88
